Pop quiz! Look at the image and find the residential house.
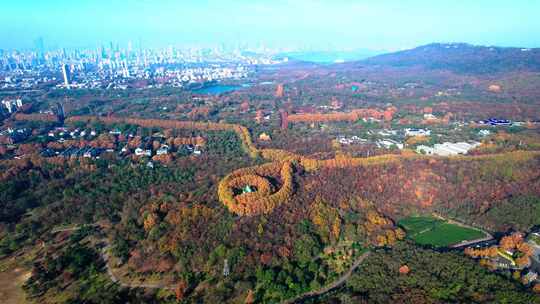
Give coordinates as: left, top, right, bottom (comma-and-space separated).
156, 145, 170, 155
405, 128, 431, 137
135, 147, 152, 157
523, 271, 538, 284
423, 113, 437, 120
378, 129, 398, 137
478, 129, 491, 137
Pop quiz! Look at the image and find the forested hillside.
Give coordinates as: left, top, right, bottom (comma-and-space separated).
361, 43, 540, 74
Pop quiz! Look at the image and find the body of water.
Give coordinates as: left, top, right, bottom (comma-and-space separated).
192, 84, 244, 95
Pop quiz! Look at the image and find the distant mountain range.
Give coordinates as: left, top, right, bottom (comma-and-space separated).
274, 49, 384, 64
359, 43, 540, 74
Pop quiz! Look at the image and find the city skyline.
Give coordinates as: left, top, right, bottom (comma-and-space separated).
2, 0, 540, 51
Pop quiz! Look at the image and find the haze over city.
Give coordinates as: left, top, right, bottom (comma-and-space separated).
2, 0, 540, 51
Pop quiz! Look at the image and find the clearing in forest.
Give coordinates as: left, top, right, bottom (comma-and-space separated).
398, 216, 486, 247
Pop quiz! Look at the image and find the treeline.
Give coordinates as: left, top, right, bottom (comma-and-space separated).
14, 113, 59, 122
287, 107, 397, 124
293, 151, 540, 233
15, 114, 540, 220
67, 116, 260, 158
219, 149, 540, 216
218, 161, 294, 216
465, 232, 533, 269
322, 242, 540, 303
166, 136, 206, 147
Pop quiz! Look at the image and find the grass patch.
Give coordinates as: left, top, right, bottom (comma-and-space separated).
398, 216, 444, 236
528, 234, 540, 246
399, 216, 486, 248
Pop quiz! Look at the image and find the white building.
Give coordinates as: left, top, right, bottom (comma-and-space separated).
405, 128, 431, 137
61, 64, 71, 89
135, 148, 152, 156
416, 142, 481, 156
478, 129, 491, 137
378, 129, 398, 137
338, 136, 353, 145
423, 113, 437, 120
156, 145, 170, 155
416, 145, 435, 155
1, 98, 23, 113
523, 271, 538, 284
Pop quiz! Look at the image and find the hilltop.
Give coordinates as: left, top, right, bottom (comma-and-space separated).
359, 43, 540, 74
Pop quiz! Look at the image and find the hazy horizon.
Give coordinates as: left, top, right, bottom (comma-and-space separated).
2, 0, 540, 51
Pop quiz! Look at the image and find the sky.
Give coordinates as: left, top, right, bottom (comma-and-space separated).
2, 0, 539, 51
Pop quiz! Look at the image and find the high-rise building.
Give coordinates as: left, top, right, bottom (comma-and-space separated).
55, 102, 65, 122
34, 37, 45, 60
2, 99, 13, 113
122, 59, 130, 78
61, 64, 71, 89
127, 41, 133, 57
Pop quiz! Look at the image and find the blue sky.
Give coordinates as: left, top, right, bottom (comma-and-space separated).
2, 0, 539, 51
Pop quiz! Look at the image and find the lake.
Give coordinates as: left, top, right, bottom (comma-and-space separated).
192, 84, 246, 95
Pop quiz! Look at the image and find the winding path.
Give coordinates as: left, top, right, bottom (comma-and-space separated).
280, 251, 371, 304
100, 241, 174, 290
54, 223, 370, 295
61, 115, 540, 218
51, 225, 175, 290
51, 223, 100, 233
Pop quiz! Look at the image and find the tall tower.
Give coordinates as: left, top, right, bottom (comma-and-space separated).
34, 37, 45, 60
275, 84, 284, 98
122, 59, 130, 78
61, 64, 71, 89
280, 110, 289, 130
55, 102, 65, 123
223, 259, 230, 277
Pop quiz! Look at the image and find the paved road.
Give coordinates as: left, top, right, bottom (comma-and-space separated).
450, 235, 494, 249
280, 251, 371, 304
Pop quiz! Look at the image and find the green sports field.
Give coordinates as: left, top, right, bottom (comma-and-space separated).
398, 216, 486, 247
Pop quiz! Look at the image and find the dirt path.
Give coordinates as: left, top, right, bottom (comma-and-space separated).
280, 251, 371, 304
0, 266, 31, 304
51, 223, 100, 233
49, 225, 175, 291
100, 242, 174, 290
